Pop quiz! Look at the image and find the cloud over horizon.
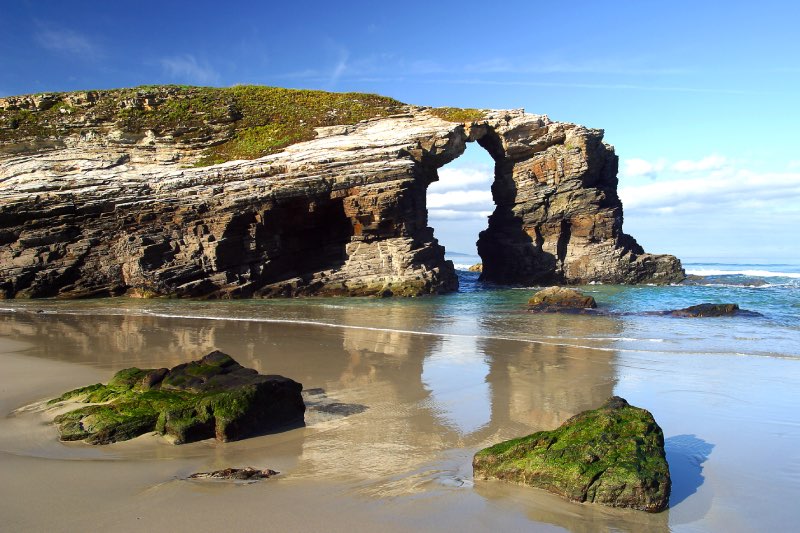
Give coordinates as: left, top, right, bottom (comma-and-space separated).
426, 165, 494, 222
619, 155, 800, 214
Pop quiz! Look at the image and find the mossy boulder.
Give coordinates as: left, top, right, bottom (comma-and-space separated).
528, 286, 597, 312
473, 397, 671, 512
50, 351, 304, 445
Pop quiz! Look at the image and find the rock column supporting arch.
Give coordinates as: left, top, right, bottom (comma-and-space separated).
464, 113, 683, 285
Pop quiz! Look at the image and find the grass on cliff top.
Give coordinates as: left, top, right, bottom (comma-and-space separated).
428, 107, 486, 123
0, 85, 407, 165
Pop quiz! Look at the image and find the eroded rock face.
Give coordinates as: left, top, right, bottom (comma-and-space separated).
50, 351, 305, 445
473, 396, 671, 512
0, 88, 683, 298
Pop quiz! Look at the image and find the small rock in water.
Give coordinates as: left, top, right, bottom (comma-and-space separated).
473, 396, 671, 512
188, 467, 278, 481
468, 263, 483, 272
528, 286, 597, 313
667, 303, 760, 317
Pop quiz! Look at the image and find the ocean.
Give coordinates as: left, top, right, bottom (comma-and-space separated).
0, 259, 798, 531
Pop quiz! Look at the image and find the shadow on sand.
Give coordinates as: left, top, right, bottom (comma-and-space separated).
665, 434, 714, 507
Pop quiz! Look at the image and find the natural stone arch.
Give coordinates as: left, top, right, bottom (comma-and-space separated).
0, 105, 683, 299
411, 111, 683, 290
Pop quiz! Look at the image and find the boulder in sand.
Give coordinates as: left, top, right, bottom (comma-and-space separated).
473, 396, 671, 512
50, 351, 305, 445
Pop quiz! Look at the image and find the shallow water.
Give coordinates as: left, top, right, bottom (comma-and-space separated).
0, 264, 799, 531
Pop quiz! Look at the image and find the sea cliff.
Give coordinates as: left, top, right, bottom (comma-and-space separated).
0, 86, 683, 298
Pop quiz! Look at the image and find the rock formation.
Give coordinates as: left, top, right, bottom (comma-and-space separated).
528, 286, 597, 312
473, 396, 671, 512
188, 467, 279, 482
0, 86, 684, 299
49, 350, 305, 444
662, 303, 761, 318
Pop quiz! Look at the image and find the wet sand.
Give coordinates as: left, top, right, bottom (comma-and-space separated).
1, 310, 798, 532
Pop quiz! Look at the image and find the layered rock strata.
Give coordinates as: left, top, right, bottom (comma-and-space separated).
0, 87, 683, 298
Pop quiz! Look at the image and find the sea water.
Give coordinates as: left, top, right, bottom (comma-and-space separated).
5, 258, 797, 359
1, 259, 799, 531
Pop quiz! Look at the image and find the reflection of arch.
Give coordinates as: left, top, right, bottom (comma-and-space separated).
422, 333, 491, 435
1, 306, 620, 443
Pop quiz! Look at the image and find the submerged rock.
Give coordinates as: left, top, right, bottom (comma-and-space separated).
302, 387, 368, 423
528, 286, 597, 313
188, 467, 278, 481
473, 396, 671, 512
666, 303, 760, 317
50, 351, 304, 445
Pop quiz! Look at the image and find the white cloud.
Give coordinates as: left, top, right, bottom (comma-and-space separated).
620, 167, 800, 214
672, 154, 728, 173
428, 166, 493, 193
621, 158, 666, 179
34, 24, 101, 60
429, 209, 493, 221
160, 55, 220, 84
427, 190, 494, 210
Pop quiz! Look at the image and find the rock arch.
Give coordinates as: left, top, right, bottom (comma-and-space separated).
0, 107, 683, 299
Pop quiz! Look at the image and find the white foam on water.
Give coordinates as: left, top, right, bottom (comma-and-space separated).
687, 269, 800, 278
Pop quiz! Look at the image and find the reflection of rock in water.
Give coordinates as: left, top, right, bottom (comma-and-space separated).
477, 313, 621, 443
0, 312, 225, 369
422, 334, 491, 435
2, 308, 623, 495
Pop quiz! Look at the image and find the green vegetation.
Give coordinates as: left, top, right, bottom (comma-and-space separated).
428, 106, 486, 123
0, 85, 406, 164
49, 351, 304, 445
473, 397, 671, 512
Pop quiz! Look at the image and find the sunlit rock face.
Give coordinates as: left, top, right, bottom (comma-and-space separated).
0, 89, 683, 299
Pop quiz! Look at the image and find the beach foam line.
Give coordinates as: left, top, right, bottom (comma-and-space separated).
687, 269, 800, 278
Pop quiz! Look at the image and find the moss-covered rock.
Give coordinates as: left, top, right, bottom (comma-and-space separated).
50, 351, 304, 445
473, 397, 671, 512
528, 286, 597, 312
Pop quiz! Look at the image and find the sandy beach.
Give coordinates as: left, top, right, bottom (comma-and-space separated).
1, 307, 798, 532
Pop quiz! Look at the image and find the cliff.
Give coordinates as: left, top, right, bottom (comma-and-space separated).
0, 86, 683, 298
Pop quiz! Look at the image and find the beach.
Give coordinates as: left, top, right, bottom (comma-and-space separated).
1, 277, 798, 532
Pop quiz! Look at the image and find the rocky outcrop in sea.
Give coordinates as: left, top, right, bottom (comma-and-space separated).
0, 86, 684, 298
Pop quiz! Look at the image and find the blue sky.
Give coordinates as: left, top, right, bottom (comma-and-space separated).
2, 1, 799, 262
